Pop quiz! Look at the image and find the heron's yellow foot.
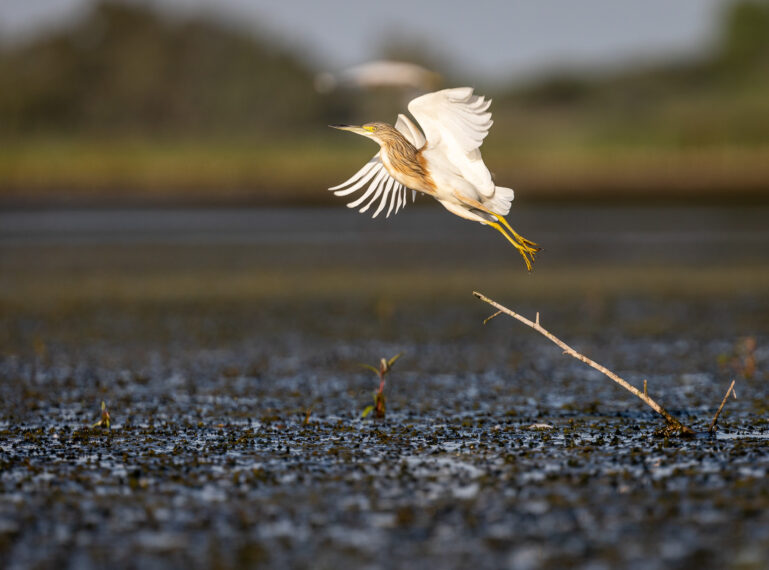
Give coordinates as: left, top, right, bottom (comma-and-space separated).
515, 233, 540, 257
487, 221, 535, 271
495, 215, 540, 256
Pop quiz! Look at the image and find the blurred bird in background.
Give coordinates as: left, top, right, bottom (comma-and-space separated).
329, 87, 539, 270
314, 60, 442, 93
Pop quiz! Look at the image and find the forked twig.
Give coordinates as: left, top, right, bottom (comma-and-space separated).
483, 310, 502, 325
709, 379, 737, 435
473, 291, 695, 436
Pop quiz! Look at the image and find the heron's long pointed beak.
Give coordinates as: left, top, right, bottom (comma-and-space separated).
329, 124, 368, 135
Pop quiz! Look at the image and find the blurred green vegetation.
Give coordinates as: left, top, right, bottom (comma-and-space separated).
1, 0, 768, 203
0, 2, 324, 136
495, 0, 769, 150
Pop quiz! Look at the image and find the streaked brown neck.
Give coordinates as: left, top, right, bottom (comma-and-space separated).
376, 125, 436, 195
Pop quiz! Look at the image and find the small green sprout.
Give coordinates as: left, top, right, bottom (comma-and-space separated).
361, 353, 402, 419
92, 401, 111, 429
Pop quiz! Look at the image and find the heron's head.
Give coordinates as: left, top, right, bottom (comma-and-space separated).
330, 122, 398, 146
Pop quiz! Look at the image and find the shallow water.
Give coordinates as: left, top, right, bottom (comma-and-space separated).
1, 206, 768, 569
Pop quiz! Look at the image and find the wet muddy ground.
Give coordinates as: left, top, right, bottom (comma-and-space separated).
1, 207, 769, 569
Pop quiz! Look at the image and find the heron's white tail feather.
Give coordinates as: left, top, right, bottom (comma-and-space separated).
484, 186, 515, 216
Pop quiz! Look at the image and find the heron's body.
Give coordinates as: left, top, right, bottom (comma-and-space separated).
330, 87, 539, 269
373, 125, 435, 195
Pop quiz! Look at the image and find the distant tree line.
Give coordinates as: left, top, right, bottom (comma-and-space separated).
0, 0, 768, 140
0, 2, 328, 137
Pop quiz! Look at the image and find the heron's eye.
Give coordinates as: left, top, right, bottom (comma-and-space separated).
363, 125, 376, 132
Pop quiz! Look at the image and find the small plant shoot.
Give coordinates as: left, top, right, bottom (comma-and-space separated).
361, 353, 402, 419
91, 401, 111, 429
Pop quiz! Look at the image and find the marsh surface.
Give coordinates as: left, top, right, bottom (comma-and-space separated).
1, 206, 768, 569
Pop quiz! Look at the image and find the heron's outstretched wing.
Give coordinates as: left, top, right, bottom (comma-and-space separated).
395, 113, 426, 149
408, 87, 496, 198
328, 114, 423, 218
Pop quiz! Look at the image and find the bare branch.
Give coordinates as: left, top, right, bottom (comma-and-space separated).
709, 379, 737, 435
483, 310, 502, 325
473, 291, 694, 435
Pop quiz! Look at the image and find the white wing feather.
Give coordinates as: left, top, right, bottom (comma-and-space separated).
329, 115, 424, 215
408, 87, 496, 198
358, 177, 387, 213
372, 179, 394, 218
331, 159, 383, 196
346, 168, 388, 209
394, 114, 426, 149
386, 178, 400, 218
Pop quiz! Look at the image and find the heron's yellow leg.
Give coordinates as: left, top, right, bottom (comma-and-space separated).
494, 214, 540, 254
487, 221, 533, 271
449, 191, 539, 265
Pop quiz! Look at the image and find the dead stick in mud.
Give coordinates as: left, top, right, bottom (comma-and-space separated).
709, 379, 737, 435
473, 291, 695, 435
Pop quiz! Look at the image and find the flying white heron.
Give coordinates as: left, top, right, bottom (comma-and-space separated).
329, 87, 539, 269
